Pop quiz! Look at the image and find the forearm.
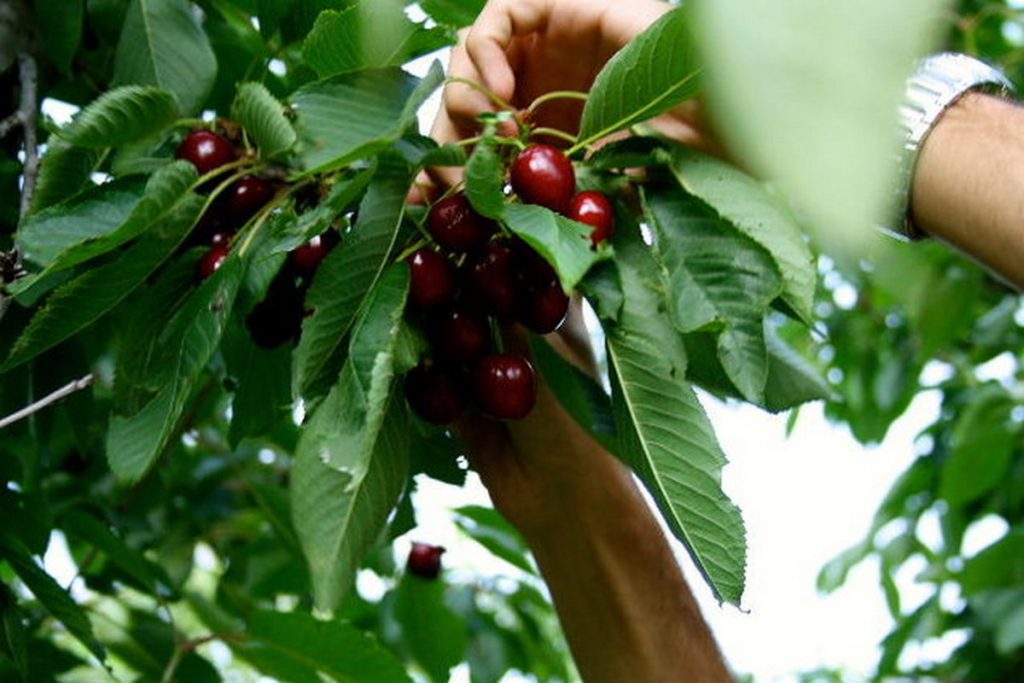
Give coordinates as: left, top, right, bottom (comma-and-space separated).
911, 92, 1024, 288
518, 446, 732, 683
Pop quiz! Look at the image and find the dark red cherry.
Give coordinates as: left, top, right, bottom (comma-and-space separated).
521, 281, 569, 334
465, 241, 519, 319
407, 542, 445, 579
176, 130, 236, 176
511, 239, 558, 288
408, 248, 456, 310
429, 307, 491, 365
404, 363, 467, 425
197, 245, 229, 280
427, 192, 496, 253
246, 275, 306, 349
510, 144, 576, 213
225, 175, 274, 226
290, 230, 340, 278
472, 353, 537, 420
569, 191, 615, 247
209, 231, 234, 248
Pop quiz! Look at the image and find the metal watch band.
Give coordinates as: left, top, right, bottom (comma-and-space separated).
888, 52, 1015, 239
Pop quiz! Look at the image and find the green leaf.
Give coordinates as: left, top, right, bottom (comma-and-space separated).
454, 506, 536, 575
667, 145, 815, 321
292, 398, 410, 612
693, 0, 944, 245
464, 136, 505, 219
17, 178, 145, 268
603, 231, 746, 606
2, 193, 202, 372
36, 0, 83, 74
28, 140, 101, 215
940, 383, 1017, 507
292, 63, 444, 174
300, 265, 409, 478
578, 7, 701, 147
238, 610, 412, 683
961, 529, 1024, 596
0, 585, 28, 681
224, 324, 293, 447
503, 203, 603, 291
419, 0, 486, 28
106, 256, 244, 482
113, 0, 218, 114
0, 533, 104, 662
58, 86, 180, 148
59, 510, 178, 599
295, 152, 412, 397
393, 575, 467, 682
303, 2, 454, 77
231, 82, 297, 159
644, 186, 781, 403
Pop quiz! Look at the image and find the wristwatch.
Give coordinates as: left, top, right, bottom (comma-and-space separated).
889, 52, 1015, 239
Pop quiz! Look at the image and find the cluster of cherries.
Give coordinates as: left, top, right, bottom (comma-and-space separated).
404, 144, 614, 425
175, 129, 339, 349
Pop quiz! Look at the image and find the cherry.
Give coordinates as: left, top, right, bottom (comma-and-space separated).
472, 353, 537, 420
569, 191, 615, 247
404, 363, 467, 425
209, 231, 234, 248
520, 281, 569, 334
427, 192, 496, 253
511, 239, 558, 288
407, 542, 445, 579
176, 130, 236, 176
408, 248, 456, 310
225, 175, 274, 226
290, 230, 340, 278
197, 245, 229, 280
510, 144, 576, 214
246, 274, 306, 349
464, 241, 519, 319
429, 307, 491, 366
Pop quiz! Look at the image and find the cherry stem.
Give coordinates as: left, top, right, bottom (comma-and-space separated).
529, 127, 579, 146
395, 238, 430, 263
236, 179, 314, 257
192, 157, 257, 193
489, 317, 506, 354
526, 90, 589, 114
171, 118, 211, 130
445, 77, 514, 112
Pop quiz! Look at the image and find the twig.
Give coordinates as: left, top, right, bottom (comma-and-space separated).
17, 51, 39, 219
160, 633, 241, 683
0, 112, 20, 140
0, 374, 94, 431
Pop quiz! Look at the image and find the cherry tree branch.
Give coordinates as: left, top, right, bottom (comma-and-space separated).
0, 374, 94, 431
16, 50, 39, 219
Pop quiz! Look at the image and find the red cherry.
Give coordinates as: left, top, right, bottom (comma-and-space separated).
209, 231, 234, 248
197, 245, 229, 281
511, 239, 558, 288
408, 248, 457, 310
225, 175, 274, 226
510, 144, 576, 213
290, 230, 340, 278
246, 275, 306, 349
404, 363, 467, 425
472, 353, 537, 420
520, 281, 569, 334
464, 241, 519, 319
429, 307, 491, 366
569, 191, 615, 247
407, 542, 445, 579
427, 192, 496, 253
176, 130, 236, 176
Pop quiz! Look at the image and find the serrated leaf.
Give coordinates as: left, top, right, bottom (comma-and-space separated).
295, 152, 412, 397
503, 203, 604, 291
644, 186, 781, 404
106, 256, 244, 482
419, 0, 486, 27
2, 194, 203, 372
464, 136, 505, 219
113, 0, 217, 114
693, 0, 944, 246
578, 7, 701, 147
223, 323, 293, 448
0, 533, 105, 662
231, 82, 297, 159
603, 231, 746, 606
293, 62, 444, 174
293, 398, 410, 612
238, 610, 412, 683
28, 140, 101, 215
667, 145, 815, 321
393, 575, 467, 682
58, 86, 180, 148
303, 2, 454, 77
17, 178, 145, 268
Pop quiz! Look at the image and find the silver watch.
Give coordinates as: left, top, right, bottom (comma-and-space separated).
888, 52, 1014, 239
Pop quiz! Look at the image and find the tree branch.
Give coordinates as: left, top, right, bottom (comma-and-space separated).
0, 112, 20, 140
17, 50, 38, 219
0, 374, 94, 431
